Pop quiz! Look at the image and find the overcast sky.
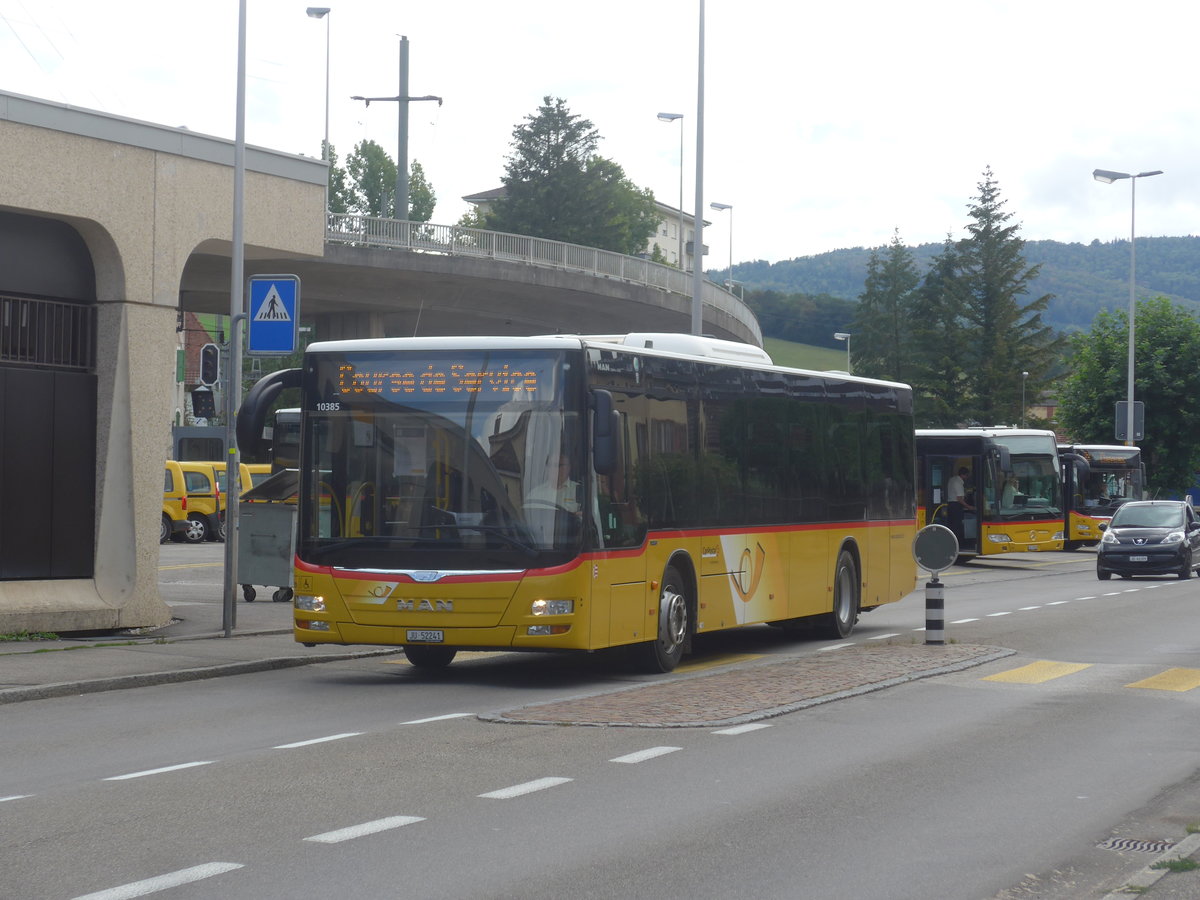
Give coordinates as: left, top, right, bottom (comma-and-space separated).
2, 0, 1196, 266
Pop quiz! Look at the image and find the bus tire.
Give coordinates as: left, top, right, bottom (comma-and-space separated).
633, 565, 690, 673
403, 645, 457, 668
818, 550, 859, 639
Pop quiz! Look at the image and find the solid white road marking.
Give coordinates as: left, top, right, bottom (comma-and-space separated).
104, 761, 213, 781
609, 747, 681, 764
71, 862, 243, 899
478, 777, 572, 799
400, 713, 474, 725
713, 723, 772, 735
273, 732, 363, 749
305, 816, 425, 844
867, 633, 901, 640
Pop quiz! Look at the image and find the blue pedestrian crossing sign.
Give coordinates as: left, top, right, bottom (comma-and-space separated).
247, 275, 300, 356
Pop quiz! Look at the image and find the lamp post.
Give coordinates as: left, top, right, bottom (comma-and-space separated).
1093, 168, 1163, 446
306, 7, 331, 214
657, 113, 685, 270
710, 202, 732, 290
1021, 371, 1029, 427
834, 332, 852, 373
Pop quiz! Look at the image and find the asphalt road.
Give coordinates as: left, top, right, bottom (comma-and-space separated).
3, 547, 1199, 899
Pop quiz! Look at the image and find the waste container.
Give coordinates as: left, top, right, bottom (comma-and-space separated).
237, 469, 298, 603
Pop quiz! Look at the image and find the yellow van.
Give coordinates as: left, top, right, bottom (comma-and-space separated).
209, 461, 273, 498
165, 461, 224, 542
162, 461, 190, 543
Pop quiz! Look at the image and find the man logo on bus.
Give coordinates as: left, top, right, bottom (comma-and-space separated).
731, 542, 767, 604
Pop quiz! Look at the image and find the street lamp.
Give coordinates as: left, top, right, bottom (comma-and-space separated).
1093, 167, 1163, 446
1021, 371, 1029, 427
657, 112, 685, 270
834, 332, 852, 373
306, 8, 331, 162
710, 202, 732, 291
306, 7, 331, 217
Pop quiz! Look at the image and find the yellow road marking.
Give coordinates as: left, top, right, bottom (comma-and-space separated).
984, 660, 1092, 684
1126, 668, 1200, 692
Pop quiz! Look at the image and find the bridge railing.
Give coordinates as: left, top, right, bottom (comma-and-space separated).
325, 213, 761, 345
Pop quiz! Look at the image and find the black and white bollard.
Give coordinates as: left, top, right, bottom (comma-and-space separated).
924, 576, 945, 645
913, 523, 957, 646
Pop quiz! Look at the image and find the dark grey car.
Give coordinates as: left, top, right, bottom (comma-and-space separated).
1096, 500, 1200, 580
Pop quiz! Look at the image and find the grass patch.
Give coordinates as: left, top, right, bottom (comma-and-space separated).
1151, 857, 1199, 873
0, 630, 60, 642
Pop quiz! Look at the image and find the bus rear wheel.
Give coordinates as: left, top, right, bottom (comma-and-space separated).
634, 564, 690, 673
818, 550, 860, 639
403, 645, 457, 668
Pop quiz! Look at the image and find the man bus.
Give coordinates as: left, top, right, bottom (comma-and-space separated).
1059, 444, 1144, 548
239, 333, 918, 672
916, 427, 1064, 558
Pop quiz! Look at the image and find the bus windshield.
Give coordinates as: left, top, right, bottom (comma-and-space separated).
299, 348, 583, 569
994, 434, 1062, 519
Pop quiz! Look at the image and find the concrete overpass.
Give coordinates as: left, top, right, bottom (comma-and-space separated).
0, 89, 760, 634
179, 219, 760, 344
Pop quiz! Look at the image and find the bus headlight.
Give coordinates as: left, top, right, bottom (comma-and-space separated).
295, 594, 326, 612
987, 533, 1013, 543
531, 598, 574, 616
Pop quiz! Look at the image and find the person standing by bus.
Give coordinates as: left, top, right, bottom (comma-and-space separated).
947, 466, 973, 545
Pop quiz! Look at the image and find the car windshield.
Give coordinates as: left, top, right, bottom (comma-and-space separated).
1111, 505, 1185, 529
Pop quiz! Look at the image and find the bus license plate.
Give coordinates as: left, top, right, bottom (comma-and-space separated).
406, 630, 443, 643
1129, 555, 1148, 562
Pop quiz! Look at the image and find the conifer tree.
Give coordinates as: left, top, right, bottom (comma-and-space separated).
952, 168, 1063, 425
852, 229, 920, 383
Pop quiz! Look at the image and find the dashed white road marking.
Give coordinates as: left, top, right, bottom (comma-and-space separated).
104, 761, 213, 781
0, 794, 31, 803
987, 612, 1012, 617
867, 633, 901, 640
951, 618, 979, 624
273, 732, 362, 749
71, 862, 243, 899
713, 723, 772, 735
1019, 606, 1041, 610
478, 777, 572, 799
400, 713, 474, 725
817, 643, 854, 652
1047, 600, 1071, 606
305, 816, 425, 844
610, 747, 681, 764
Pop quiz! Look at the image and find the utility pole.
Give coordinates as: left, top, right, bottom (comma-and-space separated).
351, 35, 442, 220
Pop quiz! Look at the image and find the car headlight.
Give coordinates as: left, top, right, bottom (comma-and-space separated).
1101, 530, 1118, 544
1163, 531, 1185, 544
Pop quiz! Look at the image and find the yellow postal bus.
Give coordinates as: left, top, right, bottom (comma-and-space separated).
241, 334, 918, 672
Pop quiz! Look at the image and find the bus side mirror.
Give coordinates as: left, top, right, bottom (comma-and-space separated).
591, 389, 619, 476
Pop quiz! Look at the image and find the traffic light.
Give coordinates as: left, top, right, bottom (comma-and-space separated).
199, 343, 220, 386
191, 387, 216, 419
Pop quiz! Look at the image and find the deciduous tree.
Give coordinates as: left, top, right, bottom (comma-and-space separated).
1057, 296, 1200, 493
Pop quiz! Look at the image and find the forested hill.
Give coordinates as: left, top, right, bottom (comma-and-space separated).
730, 235, 1200, 337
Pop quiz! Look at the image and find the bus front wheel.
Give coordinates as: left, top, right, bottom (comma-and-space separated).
634, 564, 690, 673
403, 645, 457, 669
819, 550, 860, 640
